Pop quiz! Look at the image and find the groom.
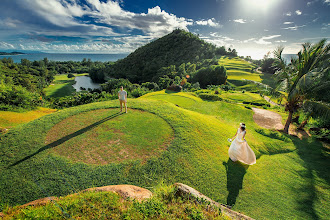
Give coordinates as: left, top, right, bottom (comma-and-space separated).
118, 86, 127, 113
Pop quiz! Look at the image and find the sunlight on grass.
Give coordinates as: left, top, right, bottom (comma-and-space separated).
1, 92, 329, 219
0, 107, 56, 128
45, 108, 173, 165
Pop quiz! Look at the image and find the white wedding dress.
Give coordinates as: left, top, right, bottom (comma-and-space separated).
228, 128, 256, 165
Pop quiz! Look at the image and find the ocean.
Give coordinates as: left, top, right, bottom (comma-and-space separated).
0, 53, 129, 63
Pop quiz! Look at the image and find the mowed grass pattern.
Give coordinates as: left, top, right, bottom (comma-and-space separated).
0, 93, 329, 219
45, 109, 173, 165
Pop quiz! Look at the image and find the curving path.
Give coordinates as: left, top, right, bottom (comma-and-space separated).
252, 107, 284, 130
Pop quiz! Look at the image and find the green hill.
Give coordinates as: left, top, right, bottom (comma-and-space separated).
1, 92, 329, 219
106, 29, 232, 83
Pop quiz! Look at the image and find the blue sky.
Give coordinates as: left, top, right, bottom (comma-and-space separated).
0, 0, 329, 59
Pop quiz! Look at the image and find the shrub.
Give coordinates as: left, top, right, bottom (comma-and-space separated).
243, 100, 270, 107
0, 83, 40, 110
191, 65, 227, 88
198, 93, 222, 101
67, 73, 75, 78
167, 84, 182, 92
141, 82, 160, 91
131, 87, 150, 98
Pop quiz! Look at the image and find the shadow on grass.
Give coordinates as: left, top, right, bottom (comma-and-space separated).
223, 159, 249, 207
255, 128, 290, 142
48, 83, 75, 98
290, 136, 330, 219
8, 111, 123, 168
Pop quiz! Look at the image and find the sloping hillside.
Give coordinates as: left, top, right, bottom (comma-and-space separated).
107, 29, 230, 83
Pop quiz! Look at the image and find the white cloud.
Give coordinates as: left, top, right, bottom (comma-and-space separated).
196, 18, 221, 27
243, 38, 256, 43
1, 0, 195, 39
282, 25, 306, 30
283, 22, 294, 25
0, 41, 15, 49
295, 10, 302, 15
325, 0, 330, 4
285, 12, 292, 16
275, 40, 287, 43
233, 19, 247, 24
255, 35, 281, 45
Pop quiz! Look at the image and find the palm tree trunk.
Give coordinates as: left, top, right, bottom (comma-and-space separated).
284, 110, 293, 134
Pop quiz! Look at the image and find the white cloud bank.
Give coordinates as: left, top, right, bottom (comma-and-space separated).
233, 19, 247, 24
255, 35, 281, 45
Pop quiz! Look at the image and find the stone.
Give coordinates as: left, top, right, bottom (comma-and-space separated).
83, 184, 152, 201
174, 183, 254, 220
20, 196, 58, 208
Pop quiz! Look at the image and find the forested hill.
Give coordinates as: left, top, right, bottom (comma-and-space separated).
105, 29, 236, 83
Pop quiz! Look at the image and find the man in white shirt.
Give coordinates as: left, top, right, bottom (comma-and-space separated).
118, 86, 127, 113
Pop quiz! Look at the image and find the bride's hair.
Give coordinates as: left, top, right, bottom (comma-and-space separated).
240, 123, 246, 131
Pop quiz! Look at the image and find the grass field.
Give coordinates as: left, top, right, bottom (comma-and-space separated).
218, 56, 276, 89
44, 74, 87, 98
0, 92, 329, 219
0, 107, 57, 129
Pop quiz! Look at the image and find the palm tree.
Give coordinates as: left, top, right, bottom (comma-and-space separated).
273, 39, 330, 134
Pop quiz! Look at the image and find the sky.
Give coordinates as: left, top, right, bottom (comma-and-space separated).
0, 0, 329, 59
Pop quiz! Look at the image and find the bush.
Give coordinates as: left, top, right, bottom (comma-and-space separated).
67, 73, 75, 78
167, 84, 182, 92
101, 78, 133, 93
131, 87, 150, 98
0, 83, 40, 110
198, 93, 222, 101
141, 82, 160, 91
243, 100, 270, 107
191, 65, 227, 88
52, 92, 116, 108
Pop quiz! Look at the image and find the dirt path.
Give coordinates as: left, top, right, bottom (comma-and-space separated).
252, 107, 284, 130
252, 107, 310, 139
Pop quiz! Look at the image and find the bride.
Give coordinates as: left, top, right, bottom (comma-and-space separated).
228, 123, 256, 165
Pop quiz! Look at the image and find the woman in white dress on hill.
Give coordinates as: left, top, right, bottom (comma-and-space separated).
228, 123, 256, 165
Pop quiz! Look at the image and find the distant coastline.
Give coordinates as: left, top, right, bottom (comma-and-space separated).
0, 52, 129, 63
0, 51, 25, 55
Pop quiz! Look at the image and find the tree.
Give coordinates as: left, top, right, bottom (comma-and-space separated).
273, 39, 330, 134
191, 65, 227, 88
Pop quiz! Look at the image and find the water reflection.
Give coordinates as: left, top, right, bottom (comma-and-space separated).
73, 75, 101, 92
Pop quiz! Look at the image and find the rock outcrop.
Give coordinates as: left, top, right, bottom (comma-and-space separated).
174, 183, 254, 220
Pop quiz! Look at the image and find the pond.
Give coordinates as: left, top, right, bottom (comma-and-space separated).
73, 75, 101, 92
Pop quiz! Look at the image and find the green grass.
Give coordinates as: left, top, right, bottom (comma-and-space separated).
44, 74, 87, 98
218, 56, 276, 90
45, 108, 173, 165
2, 184, 228, 219
0, 107, 57, 129
0, 92, 329, 219
218, 91, 263, 103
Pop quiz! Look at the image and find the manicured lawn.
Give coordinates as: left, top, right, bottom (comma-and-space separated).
44, 74, 87, 98
45, 108, 173, 165
0, 92, 329, 219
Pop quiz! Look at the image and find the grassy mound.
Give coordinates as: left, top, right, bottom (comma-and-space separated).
0, 92, 329, 219
2, 185, 228, 220
45, 109, 173, 165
